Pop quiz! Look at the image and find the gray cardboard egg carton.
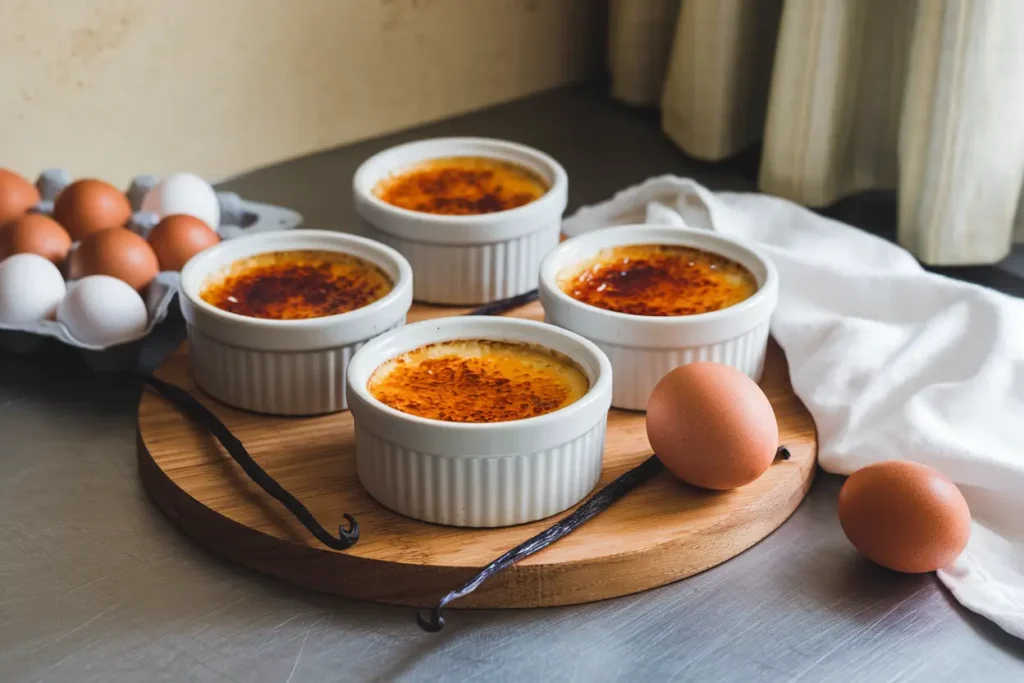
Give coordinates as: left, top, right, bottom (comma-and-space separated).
0, 169, 303, 372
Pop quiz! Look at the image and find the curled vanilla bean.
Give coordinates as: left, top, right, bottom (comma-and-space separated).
142, 374, 359, 550
417, 445, 793, 631
417, 455, 665, 632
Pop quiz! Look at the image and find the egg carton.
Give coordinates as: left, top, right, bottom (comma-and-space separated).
0, 169, 304, 372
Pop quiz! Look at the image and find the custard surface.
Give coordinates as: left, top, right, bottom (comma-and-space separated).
367, 339, 588, 423
200, 249, 392, 320
558, 244, 757, 317
373, 156, 548, 215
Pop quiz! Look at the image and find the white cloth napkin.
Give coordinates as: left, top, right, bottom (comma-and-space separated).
562, 176, 1024, 640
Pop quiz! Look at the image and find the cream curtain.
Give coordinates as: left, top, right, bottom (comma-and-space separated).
608, 0, 1024, 266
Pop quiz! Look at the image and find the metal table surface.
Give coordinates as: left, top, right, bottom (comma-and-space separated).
3, 85, 1023, 683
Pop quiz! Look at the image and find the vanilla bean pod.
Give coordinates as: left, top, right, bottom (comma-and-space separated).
464, 289, 538, 316
141, 374, 359, 550
417, 445, 793, 631
417, 454, 666, 632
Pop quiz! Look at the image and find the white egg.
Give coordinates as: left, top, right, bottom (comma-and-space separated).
57, 275, 149, 346
0, 253, 67, 324
141, 172, 221, 229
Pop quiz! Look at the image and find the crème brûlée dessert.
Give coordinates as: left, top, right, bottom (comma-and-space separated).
199, 249, 393, 320
372, 156, 549, 216
558, 243, 758, 317
367, 339, 588, 423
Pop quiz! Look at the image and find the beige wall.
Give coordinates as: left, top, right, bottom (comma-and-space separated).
0, 0, 605, 186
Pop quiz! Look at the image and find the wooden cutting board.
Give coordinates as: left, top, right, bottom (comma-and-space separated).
137, 300, 817, 609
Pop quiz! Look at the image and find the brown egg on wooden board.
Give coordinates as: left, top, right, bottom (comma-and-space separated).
646, 362, 779, 490
0, 168, 41, 225
838, 460, 971, 573
0, 213, 73, 264
69, 227, 160, 292
52, 179, 132, 241
147, 214, 220, 271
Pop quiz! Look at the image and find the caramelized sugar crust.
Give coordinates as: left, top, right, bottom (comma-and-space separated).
373, 156, 548, 215
200, 249, 392, 320
367, 339, 589, 423
559, 244, 757, 317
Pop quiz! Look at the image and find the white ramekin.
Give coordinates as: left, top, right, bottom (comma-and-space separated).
352, 137, 568, 306
178, 229, 413, 416
346, 316, 612, 528
539, 224, 779, 411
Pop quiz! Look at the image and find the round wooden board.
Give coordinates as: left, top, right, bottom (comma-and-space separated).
137, 300, 817, 609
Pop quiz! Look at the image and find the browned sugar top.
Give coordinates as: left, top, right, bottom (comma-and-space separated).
367, 339, 589, 423
200, 249, 392, 320
373, 156, 548, 216
559, 243, 758, 317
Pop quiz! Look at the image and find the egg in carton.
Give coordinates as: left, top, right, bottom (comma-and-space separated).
0, 169, 303, 372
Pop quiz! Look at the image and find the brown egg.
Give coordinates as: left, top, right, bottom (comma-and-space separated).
0, 168, 41, 225
147, 214, 220, 271
69, 227, 160, 292
53, 179, 132, 241
646, 362, 779, 490
838, 460, 971, 573
0, 213, 72, 264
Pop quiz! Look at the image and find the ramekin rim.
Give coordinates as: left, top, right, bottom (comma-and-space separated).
538, 223, 779, 327
178, 228, 414, 331
351, 136, 569, 226
346, 316, 612, 433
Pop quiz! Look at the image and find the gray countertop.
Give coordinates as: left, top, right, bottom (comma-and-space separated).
3, 85, 1022, 683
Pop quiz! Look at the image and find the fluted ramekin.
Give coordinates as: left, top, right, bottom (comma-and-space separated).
346, 316, 612, 527
539, 225, 778, 411
352, 137, 568, 305
178, 229, 413, 415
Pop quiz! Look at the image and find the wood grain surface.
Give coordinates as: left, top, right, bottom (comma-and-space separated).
137, 300, 817, 609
